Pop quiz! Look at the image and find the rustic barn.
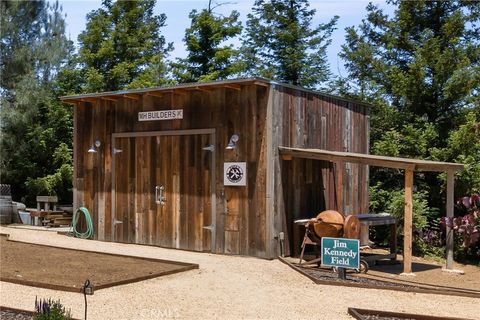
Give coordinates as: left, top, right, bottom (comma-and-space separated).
61, 78, 370, 259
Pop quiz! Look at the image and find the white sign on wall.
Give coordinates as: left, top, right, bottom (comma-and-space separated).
138, 109, 183, 121
224, 162, 247, 186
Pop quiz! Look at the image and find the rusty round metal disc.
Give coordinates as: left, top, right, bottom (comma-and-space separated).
343, 215, 360, 239
313, 210, 344, 238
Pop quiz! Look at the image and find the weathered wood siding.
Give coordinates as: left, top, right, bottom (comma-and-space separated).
267, 85, 370, 256
73, 83, 271, 258
70, 79, 369, 259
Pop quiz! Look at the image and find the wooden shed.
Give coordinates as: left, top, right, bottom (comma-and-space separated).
61, 78, 370, 259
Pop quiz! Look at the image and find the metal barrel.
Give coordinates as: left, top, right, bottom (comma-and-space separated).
0, 198, 14, 224
0, 184, 13, 224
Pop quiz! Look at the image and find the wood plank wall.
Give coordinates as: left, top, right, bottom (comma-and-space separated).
73, 80, 369, 259
73, 83, 270, 258
269, 85, 370, 256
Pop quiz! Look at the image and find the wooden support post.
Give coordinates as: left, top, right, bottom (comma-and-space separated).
389, 223, 397, 259
402, 169, 414, 275
443, 170, 464, 274
265, 84, 275, 259
335, 161, 344, 213
446, 170, 455, 270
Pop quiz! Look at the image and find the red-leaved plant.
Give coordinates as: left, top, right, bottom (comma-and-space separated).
440, 194, 480, 248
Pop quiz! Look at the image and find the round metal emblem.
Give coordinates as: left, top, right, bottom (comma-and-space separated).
226, 165, 244, 183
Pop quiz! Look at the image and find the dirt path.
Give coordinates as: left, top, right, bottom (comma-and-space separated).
0, 226, 478, 320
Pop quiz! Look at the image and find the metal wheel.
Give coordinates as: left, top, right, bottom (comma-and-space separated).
343, 215, 360, 239
358, 259, 369, 273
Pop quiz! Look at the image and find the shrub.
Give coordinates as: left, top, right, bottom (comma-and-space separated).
369, 184, 435, 248
34, 297, 72, 320
25, 163, 72, 198
439, 194, 480, 264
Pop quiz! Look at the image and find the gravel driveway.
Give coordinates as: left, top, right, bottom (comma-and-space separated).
0, 226, 478, 320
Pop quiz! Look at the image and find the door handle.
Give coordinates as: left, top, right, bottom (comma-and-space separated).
155, 185, 166, 205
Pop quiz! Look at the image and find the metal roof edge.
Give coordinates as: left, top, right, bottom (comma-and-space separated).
60, 77, 371, 108
267, 81, 372, 108
59, 78, 267, 101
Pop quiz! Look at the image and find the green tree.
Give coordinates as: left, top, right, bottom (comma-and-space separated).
171, 0, 243, 83
1, 0, 73, 204
340, 0, 480, 246
340, 1, 480, 136
75, 0, 172, 92
434, 109, 480, 196
242, 0, 338, 88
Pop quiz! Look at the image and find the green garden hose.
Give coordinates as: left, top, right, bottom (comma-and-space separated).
72, 207, 94, 239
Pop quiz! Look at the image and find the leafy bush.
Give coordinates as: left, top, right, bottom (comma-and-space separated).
369, 182, 454, 259
439, 195, 480, 264
433, 111, 480, 196
34, 297, 72, 320
24, 143, 73, 205
413, 235, 445, 259
370, 184, 434, 241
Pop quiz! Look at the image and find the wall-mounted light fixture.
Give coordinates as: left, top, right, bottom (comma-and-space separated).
226, 134, 239, 150
202, 144, 215, 152
88, 140, 101, 153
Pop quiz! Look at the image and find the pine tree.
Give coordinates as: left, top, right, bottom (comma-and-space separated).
0, 0, 73, 204
171, 0, 242, 83
339, 0, 480, 218
340, 0, 480, 136
242, 0, 338, 88
77, 0, 172, 92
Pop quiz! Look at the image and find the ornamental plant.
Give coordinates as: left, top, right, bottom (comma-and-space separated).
440, 194, 480, 263
34, 297, 72, 320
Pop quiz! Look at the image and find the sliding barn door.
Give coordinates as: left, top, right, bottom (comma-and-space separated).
113, 133, 214, 252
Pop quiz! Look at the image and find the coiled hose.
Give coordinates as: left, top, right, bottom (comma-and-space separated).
72, 207, 94, 239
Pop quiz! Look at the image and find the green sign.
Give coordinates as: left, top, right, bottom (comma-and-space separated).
321, 237, 360, 269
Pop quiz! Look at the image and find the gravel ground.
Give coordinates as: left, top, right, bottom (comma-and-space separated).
1, 226, 478, 320
0, 309, 33, 320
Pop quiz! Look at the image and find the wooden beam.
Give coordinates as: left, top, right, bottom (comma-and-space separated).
80, 98, 99, 104
62, 100, 79, 105
223, 84, 241, 91
193, 86, 213, 92
265, 84, 275, 259
146, 91, 165, 97
278, 147, 463, 172
283, 148, 417, 170
445, 169, 455, 270
281, 154, 293, 161
123, 94, 140, 100
73, 103, 78, 212
101, 96, 119, 102
403, 169, 414, 275
254, 81, 269, 87
335, 161, 344, 213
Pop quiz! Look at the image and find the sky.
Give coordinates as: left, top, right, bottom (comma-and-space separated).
59, 0, 395, 77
